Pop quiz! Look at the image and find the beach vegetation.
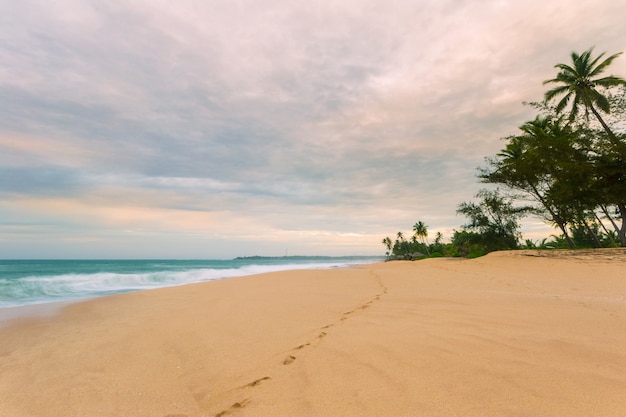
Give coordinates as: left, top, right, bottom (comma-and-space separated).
382, 221, 438, 260
382, 237, 393, 257
381, 47, 625, 258
521, 238, 550, 249
543, 48, 625, 150
412, 221, 430, 255
456, 189, 529, 253
480, 115, 584, 247
449, 230, 487, 258
483, 47, 626, 248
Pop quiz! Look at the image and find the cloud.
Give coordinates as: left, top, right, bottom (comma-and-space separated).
1, 0, 626, 257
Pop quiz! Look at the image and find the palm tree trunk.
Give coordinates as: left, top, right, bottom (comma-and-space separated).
558, 221, 576, 248
421, 237, 430, 255
601, 204, 621, 234
589, 104, 626, 157
581, 218, 603, 248
594, 210, 617, 247
529, 183, 575, 248
617, 202, 626, 247
575, 210, 602, 247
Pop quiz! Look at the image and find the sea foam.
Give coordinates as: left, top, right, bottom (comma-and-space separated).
0, 257, 381, 309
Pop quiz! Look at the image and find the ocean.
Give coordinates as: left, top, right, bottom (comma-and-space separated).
0, 256, 383, 310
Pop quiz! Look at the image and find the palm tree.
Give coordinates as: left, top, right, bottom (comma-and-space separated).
543, 48, 625, 149
381, 237, 393, 257
412, 221, 430, 255
395, 231, 409, 257
543, 47, 626, 246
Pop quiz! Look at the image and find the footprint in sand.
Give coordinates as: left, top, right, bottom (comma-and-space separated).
243, 376, 271, 388
214, 399, 250, 417
283, 355, 296, 365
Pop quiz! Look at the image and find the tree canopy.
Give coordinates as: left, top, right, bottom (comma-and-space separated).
382, 47, 626, 258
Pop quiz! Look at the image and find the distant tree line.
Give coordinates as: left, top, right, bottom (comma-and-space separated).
383, 47, 626, 258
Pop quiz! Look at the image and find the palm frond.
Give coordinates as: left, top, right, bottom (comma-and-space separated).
544, 48, 623, 136
553, 63, 577, 76
554, 92, 571, 114
543, 76, 559, 85
569, 94, 581, 120
574, 49, 592, 75
589, 89, 611, 113
593, 75, 626, 88
586, 49, 605, 74
589, 52, 623, 77
544, 85, 569, 101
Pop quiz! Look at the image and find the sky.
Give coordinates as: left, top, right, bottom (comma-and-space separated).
1, 0, 626, 259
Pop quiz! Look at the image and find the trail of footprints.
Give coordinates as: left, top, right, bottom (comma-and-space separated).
211, 271, 388, 417
280, 271, 387, 367
213, 398, 250, 417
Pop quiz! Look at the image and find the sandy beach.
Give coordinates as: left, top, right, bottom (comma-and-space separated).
1, 249, 625, 416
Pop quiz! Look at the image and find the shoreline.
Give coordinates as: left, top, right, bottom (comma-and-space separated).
0, 301, 74, 329
0, 257, 383, 322
1, 250, 625, 416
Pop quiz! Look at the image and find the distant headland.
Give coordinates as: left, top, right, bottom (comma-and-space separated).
233, 255, 380, 261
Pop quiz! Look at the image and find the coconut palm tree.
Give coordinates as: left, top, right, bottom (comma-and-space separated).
381, 237, 393, 257
543, 50, 626, 246
543, 48, 625, 147
412, 221, 430, 255
394, 231, 409, 257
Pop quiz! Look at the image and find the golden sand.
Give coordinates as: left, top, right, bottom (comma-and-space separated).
1, 249, 625, 416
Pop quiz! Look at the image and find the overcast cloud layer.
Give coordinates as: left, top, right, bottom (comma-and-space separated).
1, 0, 626, 258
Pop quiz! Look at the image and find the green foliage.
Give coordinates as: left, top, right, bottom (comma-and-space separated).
544, 48, 625, 123
457, 189, 528, 252
480, 115, 589, 248
381, 237, 393, 257
380, 48, 626, 256
450, 230, 488, 258
382, 223, 433, 259
412, 221, 430, 255
382, 221, 458, 259
570, 223, 599, 248
483, 53, 626, 247
442, 244, 460, 257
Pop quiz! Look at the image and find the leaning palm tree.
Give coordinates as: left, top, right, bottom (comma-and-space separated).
543, 48, 625, 147
543, 48, 626, 247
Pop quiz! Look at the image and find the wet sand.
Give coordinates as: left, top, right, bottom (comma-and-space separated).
1, 249, 625, 416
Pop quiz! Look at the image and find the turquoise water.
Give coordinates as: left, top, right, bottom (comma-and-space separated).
0, 257, 382, 309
